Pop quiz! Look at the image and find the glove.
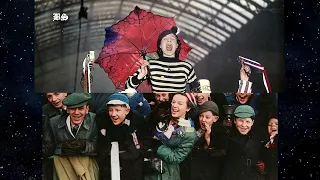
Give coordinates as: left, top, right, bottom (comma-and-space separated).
256, 161, 266, 174
62, 140, 86, 150
61, 140, 86, 155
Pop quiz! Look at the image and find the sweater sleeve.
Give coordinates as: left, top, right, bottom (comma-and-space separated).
237, 80, 253, 93
187, 67, 200, 91
156, 129, 197, 164
125, 68, 148, 89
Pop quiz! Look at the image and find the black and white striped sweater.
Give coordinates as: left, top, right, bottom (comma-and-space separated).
125, 57, 199, 92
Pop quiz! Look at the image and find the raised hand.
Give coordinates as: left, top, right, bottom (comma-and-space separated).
240, 63, 251, 81
138, 60, 149, 80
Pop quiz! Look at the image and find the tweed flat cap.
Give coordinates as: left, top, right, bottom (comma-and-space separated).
62, 93, 91, 108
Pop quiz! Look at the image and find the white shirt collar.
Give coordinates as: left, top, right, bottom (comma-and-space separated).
66, 115, 83, 138
124, 119, 130, 126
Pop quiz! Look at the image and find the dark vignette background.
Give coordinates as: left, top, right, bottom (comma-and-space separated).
0, 0, 319, 179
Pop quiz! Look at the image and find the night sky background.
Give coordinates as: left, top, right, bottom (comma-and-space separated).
0, 0, 320, 179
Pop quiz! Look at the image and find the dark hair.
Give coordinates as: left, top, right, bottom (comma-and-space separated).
171, 93, 196, 120
268, 110, 278, 120
172, 93, 194, 108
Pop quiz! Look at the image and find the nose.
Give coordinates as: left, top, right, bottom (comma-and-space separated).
52, 95, 58, 102
110, 110, 116, 116
74, 108, 80, 114
200, 117, 205, 122
172, 102, 177, 108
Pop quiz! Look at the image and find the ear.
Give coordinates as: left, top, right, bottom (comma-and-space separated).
125, 107, 130, 115
213, 116, 219, 123
66, 109, 70, 114
186, 106, 191, 113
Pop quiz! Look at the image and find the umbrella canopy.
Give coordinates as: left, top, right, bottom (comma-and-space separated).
95, 6, 191, 91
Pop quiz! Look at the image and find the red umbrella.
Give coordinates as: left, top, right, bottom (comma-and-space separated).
95, 6, 192, 92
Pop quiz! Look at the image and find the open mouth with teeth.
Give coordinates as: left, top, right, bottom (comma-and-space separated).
239, 127, 248, 132
111, 117, 119, 122
166, 44, 173, 51
72, 115, 83, 122
196, 99, 204, 104
171, 109, 179, 115
238, 96, 248, 102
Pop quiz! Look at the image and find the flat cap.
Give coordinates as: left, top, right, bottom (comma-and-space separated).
234, 105, 255, 118
198, 101, 219, 115
62, 93, 91, 108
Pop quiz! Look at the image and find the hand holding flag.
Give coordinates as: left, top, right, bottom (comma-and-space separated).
237, 56, 271, 93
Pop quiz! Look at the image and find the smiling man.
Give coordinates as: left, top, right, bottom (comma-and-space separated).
42, 93, 99, 179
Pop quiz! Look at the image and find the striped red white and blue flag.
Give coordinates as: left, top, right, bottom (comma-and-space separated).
237, 56, 272, 93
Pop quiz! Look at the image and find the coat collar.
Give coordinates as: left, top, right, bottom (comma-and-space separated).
229, 131, 258, 149
57, 113, 91, 131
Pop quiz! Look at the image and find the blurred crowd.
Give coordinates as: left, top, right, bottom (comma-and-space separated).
42, 92, 278, 180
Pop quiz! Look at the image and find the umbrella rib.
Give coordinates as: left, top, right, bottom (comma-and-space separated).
118, 34, 144, 55
138, 10, 145, 57
101, 51, 142, 56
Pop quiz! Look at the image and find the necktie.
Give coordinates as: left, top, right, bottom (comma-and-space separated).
72, 126, 79, 136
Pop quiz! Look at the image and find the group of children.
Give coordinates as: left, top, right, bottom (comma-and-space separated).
42, 92, 278, 180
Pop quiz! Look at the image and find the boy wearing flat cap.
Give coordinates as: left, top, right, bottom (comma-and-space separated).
185, 101, 227, 180
97, 93, 145, 180
221, 105, 267, 180
42, 93, 99, 179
